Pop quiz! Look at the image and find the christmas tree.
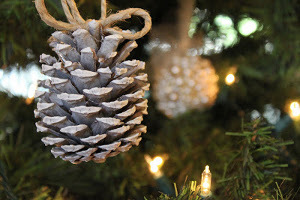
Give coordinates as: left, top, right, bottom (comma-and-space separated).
0, 0, 299, 199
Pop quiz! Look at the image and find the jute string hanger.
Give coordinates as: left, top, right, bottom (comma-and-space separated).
35, 0, 152, 40
177, 0, 195, 51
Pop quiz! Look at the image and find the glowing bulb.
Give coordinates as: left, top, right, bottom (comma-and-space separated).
238, 18, 259, 36
25, 82, 37, 105
200, 165, 212, 197
145, 155, 165, 178
149, 156, 164, 172
289, 101, 300, 118
153, 156, 163, 166
150, 165, 159, 173
205, 165, 209, 172
203, 181, 209, 188
290, 102, 299, 110
28, 82, 37, 98
225, 74, 235, 85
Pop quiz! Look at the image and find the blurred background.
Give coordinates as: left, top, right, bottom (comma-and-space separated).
0, 0, 299, 199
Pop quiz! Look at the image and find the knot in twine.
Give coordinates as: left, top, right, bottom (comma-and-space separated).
35, 0, 152, 40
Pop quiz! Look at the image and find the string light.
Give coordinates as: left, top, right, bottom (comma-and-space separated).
145, 155, 165, 179
25, 82, 37, 105
225, 73, 235, 85
289, 101, 300, 118
152, 156, 164, 167
200, 165, 212, 197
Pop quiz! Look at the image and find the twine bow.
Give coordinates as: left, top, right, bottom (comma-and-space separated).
35, 0, 152, 40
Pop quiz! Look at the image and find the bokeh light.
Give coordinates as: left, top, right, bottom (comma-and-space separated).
290, 101, 300, 118
238, 18, 259, 36
225, 74, 235, 85
0, 65, 46, 98
214, 15, 233, 27
214, 15, 238, 47
145, 155, 165, 176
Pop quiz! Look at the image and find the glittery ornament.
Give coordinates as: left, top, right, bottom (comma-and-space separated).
149, 0, 219, 118
152, 52, 218, 117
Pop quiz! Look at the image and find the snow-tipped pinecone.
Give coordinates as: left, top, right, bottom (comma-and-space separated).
34, 22, 149, 164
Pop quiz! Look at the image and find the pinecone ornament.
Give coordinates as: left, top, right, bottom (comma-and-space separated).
148, 0, 218, 118
34, 0, 151, 164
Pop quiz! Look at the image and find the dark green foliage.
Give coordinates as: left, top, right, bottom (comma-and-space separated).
31, 187, 65, 200
145, 181, 205, 200
272, 182, 297, 200
148, 180, 295, 200
152, 120, 295, 200
0, 0, 61, 67
0, 0, 300, 199
219, 119, 293, 199
194, 0, 300, 111
0, 161, 18, 200
146, 108, 230, 185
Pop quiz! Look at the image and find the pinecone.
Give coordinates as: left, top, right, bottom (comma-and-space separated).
34, 22, 149, 164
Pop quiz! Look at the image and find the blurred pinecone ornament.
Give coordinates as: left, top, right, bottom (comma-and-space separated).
34, 0, 151, 164
149, 0, 218, 118
152, 52, 219, 118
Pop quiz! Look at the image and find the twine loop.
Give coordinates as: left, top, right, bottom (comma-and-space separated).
35, 0, 152, 40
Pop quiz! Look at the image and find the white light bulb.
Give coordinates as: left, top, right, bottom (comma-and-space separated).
145, 155, 165, 178
225, 74, 235, 85
201, 165, 212, 197
150, 165, 159, 173
153, 156, 163, 166
290, 101, 300, 118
